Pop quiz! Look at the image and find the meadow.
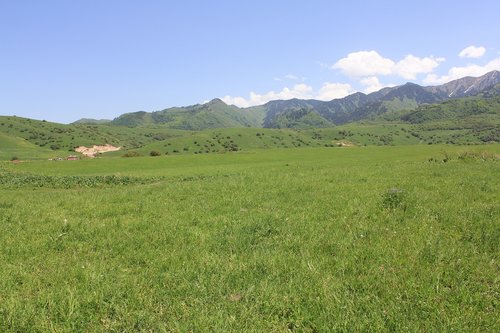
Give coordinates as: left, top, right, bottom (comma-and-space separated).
0, 145, 499, 332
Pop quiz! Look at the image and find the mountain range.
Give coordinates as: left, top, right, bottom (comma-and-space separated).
257, 70, 500, 128
74, 70, 500, 130
1, 70, 498, 160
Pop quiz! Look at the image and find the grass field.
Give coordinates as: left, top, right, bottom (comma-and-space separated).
1, 145, 499, 332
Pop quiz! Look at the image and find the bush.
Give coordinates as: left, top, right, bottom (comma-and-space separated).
382, 188, 406, 210
122, 151, 141, 158
150, 150, 161, 157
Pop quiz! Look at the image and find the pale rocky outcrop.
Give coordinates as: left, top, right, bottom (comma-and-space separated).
75, 144, 121, 157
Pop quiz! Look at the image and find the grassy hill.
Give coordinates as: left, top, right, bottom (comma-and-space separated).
0, 116, 190, 154
111, 99, 265, 130
0, 132, 54, 160
1, 85, 499, 161
402, 95, 500, 124
107, 122, 498, 158
1, 116, 497, 160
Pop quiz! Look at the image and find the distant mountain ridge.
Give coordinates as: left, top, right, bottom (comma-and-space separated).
1, 75, 499, 159
72, 118, 111, 124
426, 70, 500, 98
256, 70, 500, 128
110, 98, 265, 130
71, 70, 500, 130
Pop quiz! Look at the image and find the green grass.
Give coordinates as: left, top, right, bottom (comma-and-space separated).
106, 123, 498, 158
0, 132, 54, 160
1, 144, 499, 331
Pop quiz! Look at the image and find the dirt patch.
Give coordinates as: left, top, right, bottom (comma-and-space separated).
75, 144, 121, 157
334, 141, 356, 147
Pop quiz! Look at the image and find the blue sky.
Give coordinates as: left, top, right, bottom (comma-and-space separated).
1, 0, 499, 123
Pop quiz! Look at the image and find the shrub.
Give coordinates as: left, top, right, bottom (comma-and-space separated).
382, 188, 406, 210
458, 151, 498, 162
122, 151, 141, 158
149, 150, 161, 157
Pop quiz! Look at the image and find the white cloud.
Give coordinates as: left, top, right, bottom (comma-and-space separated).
394, 55, 445, 80
423, 57, 500, 84
222, 82, 353, 107
332, 51, 395, 77
284, 74, 299, 80
360, 76, 385, 93
222, 84, 313, 107
332, 50, 445, 80
316, 82, 353, 100
223, 47, 497, 108
459, 45, 486, 58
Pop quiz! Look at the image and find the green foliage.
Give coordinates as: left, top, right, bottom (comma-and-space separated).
0, 172, 163, 189
427, 149, 499, 163
149, 150, 161, 156
122, 151, 141, 158
381, 188, 407, 210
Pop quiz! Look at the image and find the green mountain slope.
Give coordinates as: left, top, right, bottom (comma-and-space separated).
260, 71, 500, 128
112, 99, 265, 130
266, 107, 333, 128
402, 95, 500, 124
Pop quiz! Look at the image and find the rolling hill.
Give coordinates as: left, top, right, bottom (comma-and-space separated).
0, 116, 189, 153
0, 131, 54, 160
0, 71, 499, 160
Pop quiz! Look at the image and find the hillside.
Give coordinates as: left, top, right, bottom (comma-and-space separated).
72, 70, 500, 131
0, 131, 54, 160
1, 72, 499, 160
402, 95, 500, 124
0, 116, 189, 153
111, 99, 265, 130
